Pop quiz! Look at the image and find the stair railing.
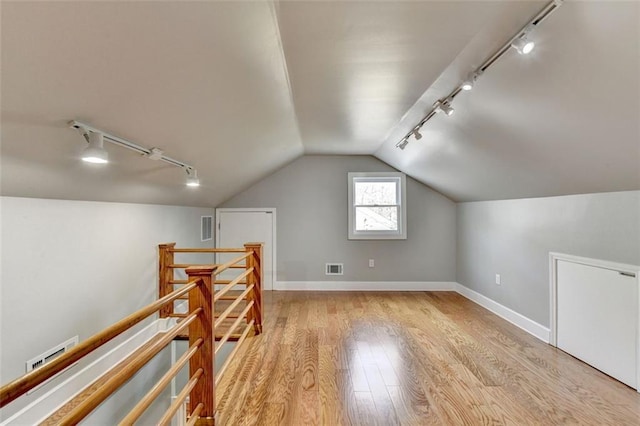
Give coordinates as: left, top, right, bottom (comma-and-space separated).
0, 242, 263, 425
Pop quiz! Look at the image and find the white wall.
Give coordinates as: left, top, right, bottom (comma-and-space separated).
456, 190, 640, 327
221, 155, 457, 283
0, 197, 213, 421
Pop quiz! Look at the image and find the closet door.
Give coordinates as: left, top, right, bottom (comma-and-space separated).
557, 259, 637, 388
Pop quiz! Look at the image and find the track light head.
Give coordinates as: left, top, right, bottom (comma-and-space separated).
413, 129, 423, 140
82, 132, 109, 164
511, 35, 535, 55
461, 72, 479, 91
397, 139, 409, 150
186, 168, 200, 187
435, 99, 454, 116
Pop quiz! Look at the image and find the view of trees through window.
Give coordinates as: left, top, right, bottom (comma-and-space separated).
354, 179, 399, 231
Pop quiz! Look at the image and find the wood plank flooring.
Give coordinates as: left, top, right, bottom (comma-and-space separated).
215, 291, 640, 425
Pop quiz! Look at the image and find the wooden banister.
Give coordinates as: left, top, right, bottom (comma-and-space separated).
170, 247, 245, 253
215, 285, 254, 329
245, 242, 263, 333
216, 301, 254, 355
0, 280, 199, 407
119, 338, 204, 425
216, 320, 254, 387
159, 243, 176, 318
158, 368, 204, 426
57, 310, 201, 425
215, 251, 252, 275
186, 265, 216, 424
186, 403, 205, 426
213, 268, 253, 302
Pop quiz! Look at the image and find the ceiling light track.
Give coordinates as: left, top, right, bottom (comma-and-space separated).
69, 120, 200, 187
396, 0, 564, 150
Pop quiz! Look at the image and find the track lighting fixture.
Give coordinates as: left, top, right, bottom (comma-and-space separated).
395, 0, 563, 150
413, 129, 423, 140
82, 131, 109, 164
435, 99, 454, 116
511, 35, 535, 55
70, 120, 199, 187
185, 168, 200, 187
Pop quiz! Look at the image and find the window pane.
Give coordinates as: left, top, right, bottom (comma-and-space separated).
355, 206, 398, 231
354, 180, 397, 206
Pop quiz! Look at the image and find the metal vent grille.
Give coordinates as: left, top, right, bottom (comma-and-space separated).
26, 336, 78, 373
201, 216, 213, 241
325, 263, 344, 275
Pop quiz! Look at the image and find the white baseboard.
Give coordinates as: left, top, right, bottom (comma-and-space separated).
1, 318, 173, 426
455, 283, 550, 343
274, 281, 456, 291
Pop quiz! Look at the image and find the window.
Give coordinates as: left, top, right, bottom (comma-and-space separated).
348, 172, 407, 240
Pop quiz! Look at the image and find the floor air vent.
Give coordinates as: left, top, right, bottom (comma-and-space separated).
326, 263, 344, 275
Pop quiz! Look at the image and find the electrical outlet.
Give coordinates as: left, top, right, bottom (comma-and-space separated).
369, 259, 375, 268
495, 274, 501, 285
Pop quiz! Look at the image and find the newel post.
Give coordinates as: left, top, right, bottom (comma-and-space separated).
158, 243, 176, 318
244, 243, 263, 334
185, 265, 216, 425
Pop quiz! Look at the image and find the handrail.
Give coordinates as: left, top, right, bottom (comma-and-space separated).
216, 320, 254, 387
57, 310, 201, 425
215, 251, 252, 275
186, 403, 205, 426
215, 285, 254, 329
170, 247, 245, 253
168, 263, 245, 269
0, 280, 200, 407
213, 268, 253, 302
216, 301, 254, 355
158, 368, 203, 426
119, 338, 204, 425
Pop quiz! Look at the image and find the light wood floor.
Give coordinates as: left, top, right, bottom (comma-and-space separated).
216, 291, 640, 425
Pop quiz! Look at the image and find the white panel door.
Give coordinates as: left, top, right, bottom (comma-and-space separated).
216, 209, 275, 291
557, 259, 637, 388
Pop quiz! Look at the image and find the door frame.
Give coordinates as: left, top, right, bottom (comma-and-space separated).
215, 208, 276, 291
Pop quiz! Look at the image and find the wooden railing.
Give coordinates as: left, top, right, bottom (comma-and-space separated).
0, 242, 263, 425
158, 242, 263, 335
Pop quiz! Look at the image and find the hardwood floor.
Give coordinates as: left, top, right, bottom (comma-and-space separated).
215, 291, 640, 425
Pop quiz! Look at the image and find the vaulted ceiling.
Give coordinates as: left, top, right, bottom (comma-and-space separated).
2, 1, 638, 206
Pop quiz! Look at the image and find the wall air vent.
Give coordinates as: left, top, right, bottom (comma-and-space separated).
26, 336, 78, 373
326, 263, 344, 276
201, 216, 213, 241
25, 336, 79, 394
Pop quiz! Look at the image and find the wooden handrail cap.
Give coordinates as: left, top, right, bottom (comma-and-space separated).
243, 242, 263, 247
159, 242, 177, 248
185, 265, 217, 275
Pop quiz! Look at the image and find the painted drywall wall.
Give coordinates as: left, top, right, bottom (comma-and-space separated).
457, 191, 640, 327
220, 155, 457, 282
0, 197, 213, 421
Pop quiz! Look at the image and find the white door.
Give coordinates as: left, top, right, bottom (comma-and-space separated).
216, 209, 275, 291
556, 259, 638, 388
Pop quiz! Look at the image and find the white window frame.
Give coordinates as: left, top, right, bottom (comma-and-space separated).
348, 172, 407, 240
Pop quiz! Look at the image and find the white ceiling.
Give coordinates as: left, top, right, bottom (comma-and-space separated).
2, 1, 638, 206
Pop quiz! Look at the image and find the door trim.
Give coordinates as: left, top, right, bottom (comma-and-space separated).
215, 208, 276, 291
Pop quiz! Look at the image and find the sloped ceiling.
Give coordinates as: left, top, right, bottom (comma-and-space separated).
2, 1, 638, 206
